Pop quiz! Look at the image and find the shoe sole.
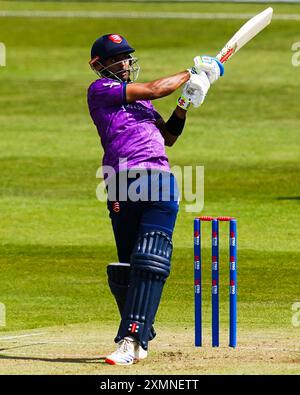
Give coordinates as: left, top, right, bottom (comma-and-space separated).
105, 357, 146, 366
105, 357, 135, 366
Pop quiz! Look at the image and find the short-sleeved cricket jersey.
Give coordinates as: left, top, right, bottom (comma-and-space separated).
87, 78, 170, 174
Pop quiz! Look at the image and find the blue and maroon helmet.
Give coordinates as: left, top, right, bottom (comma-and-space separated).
89, 34, 139, 82
90, 34, 135, 62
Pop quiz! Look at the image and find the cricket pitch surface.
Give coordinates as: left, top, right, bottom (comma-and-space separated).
0, 323, 299, 374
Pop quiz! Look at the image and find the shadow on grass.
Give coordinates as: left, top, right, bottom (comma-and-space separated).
0, 342, 49, 352
0, 342, 107, 363
0, 353, 105, 364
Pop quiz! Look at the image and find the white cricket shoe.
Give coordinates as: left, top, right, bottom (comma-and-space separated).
105, 336, 148, 365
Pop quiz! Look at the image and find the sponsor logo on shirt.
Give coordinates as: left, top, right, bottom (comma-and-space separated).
125, 103, 153, 117
103, 81, 121, 88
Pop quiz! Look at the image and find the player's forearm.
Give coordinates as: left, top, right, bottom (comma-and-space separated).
147, 71, 190, 99
126, 71, 190, 102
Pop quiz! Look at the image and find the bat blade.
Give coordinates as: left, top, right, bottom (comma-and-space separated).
216, 7, 273, 64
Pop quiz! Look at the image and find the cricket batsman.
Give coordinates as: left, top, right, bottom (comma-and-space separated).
87, 33, 224, 365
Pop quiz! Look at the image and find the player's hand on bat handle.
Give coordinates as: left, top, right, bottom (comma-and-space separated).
188, 55, 224, 84
177, 72, 210, 109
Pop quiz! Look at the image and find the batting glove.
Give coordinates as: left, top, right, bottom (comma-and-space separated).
177, 72, 211, 109
188, 55, 224, 84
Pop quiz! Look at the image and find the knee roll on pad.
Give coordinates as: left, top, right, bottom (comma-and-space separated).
115, 231, 173, 349
132, 230, 172, 278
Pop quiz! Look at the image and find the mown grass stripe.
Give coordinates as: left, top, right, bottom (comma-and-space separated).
0, 10, 300, 20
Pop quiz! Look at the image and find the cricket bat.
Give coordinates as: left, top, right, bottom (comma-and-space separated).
216, 7, 273, 64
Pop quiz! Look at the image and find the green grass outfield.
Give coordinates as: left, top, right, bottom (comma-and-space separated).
0, 1, 299, 374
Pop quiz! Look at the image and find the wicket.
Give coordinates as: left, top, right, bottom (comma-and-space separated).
194, 216, 237, 347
